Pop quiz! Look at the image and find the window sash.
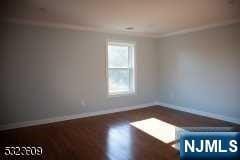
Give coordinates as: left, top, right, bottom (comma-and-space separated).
107, 41, 135, 95
108, 68, 130, 93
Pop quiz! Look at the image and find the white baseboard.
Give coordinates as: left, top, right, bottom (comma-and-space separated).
156, 101, 240, 125
0, 102, 156, 131
1, 101, 238, 131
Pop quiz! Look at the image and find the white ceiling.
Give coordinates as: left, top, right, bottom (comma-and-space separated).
5, 0, 240, 37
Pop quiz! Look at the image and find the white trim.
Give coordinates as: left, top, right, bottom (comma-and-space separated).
5, 18, 240, 39
0, 102, 155, 131
156, 101, 240, 125
106, 40, 136, 97
5, 18, 159, 38
158, 19, 240, 38
108, 91, 136, 98
1, 101, 239, 131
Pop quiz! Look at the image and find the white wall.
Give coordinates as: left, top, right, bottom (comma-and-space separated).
1, 22, 158, 125
157, 23, 240, 119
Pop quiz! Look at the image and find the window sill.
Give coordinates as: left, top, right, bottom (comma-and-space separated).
108, 91, 136, 98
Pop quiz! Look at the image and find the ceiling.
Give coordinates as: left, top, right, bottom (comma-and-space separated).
4, 0, 240, 37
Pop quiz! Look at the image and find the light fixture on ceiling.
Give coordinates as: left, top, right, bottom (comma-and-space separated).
39, 7, 47, 12
125, 27, 134, 31
228, 0, 235, 5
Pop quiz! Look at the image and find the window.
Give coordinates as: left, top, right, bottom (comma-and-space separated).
107, 41, 135, 96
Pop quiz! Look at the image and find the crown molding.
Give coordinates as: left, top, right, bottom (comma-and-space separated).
158, 19, 240, 38
5, 18, 159, 38
5, 18, 240, 39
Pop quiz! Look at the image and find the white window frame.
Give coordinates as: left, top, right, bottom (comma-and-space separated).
106, 40, 136, 96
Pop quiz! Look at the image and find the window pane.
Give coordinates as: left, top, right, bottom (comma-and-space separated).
109, 69, 129, 93
108, 45, 129, 68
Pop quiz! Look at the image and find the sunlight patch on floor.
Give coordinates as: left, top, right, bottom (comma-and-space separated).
130, 118, 184, 146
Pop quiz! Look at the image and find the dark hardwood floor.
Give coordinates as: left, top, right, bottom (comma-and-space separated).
0, 105, 239, 160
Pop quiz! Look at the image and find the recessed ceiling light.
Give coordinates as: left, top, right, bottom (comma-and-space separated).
228, 0, 235, 5
39, 7, 46, 12
125, 27, 134, 31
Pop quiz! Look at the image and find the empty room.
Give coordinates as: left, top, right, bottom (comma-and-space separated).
1, 0, 240, 160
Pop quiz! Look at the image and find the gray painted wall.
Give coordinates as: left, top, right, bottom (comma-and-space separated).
1, 23, 158, 125
1, 22, 240, 126
157, 23, 240, 119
